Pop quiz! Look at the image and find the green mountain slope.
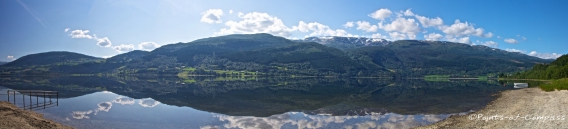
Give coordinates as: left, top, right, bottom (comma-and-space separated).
106, 50, 150, 63
349, 40, 552, 76
0, 34, 554, 77
2, 51, 101, 67
509, 54, 568, 79
222, 42, 371, 74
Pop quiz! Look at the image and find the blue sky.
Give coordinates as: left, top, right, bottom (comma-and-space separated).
1, 0, 567, 61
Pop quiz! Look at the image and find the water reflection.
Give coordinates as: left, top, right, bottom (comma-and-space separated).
138, 98, 160, 108
113, 97, 135, 105
0, 76, 514, 128
203, 112, 465, 129
72, 110, 92, 119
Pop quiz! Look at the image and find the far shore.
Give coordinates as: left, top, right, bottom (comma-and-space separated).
415, 87, 568, 129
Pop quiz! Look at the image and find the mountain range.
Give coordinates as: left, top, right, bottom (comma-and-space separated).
0, 33, 552, 77
294, 36, 391, 50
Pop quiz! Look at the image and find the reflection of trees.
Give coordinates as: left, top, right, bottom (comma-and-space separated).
349, 79, 512, 114
0, 76, 511, 117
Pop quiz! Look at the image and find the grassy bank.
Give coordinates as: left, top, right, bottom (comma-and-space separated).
540, 78, 568, 91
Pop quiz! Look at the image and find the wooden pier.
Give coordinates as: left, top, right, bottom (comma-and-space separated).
5, 90, 59, 110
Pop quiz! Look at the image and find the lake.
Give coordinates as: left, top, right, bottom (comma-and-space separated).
0, 76, 515, 129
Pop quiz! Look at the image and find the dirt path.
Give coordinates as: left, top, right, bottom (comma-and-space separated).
415, 88, 568, 129
0, 101, 72, 129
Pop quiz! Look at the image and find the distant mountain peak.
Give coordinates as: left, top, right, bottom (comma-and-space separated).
294, 36, 391, 50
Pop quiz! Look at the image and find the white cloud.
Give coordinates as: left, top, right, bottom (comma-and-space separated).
343, 21, 354, 28
216, 12, 296, 37
528, 51, 562, 59
424, 33, 443, 41
497, 36, 501, 38
504, 38, 518, 44
369, 8, 392, 20
138, 42, 160, 51
229, 10, 233, 14
505, 48, 561, 59
484, 32, 494, 38
371, 33, 386, 39
522, 37, 527, 40
67, 29, 115, 48
389, 32, 407, 40
69, 29, 93, 39
201, 9, 224, 24
505, 48, 526, 53
379, 18, 421, 39
112, 44, 135, 52
481, 41, 498, 47
355, 21, 378, 32
403, 9, 414, 16
447, 36, 471, 44
7, 56, 15, 60
139, 98, 160, 107
415, 15, 443, 28
96, 37, 112, 47
439, 20, 488, 37
297, 21, 355, 37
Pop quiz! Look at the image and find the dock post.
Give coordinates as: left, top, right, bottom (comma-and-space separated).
29, 93, 31, 110
7, 90, 9, 103
22, 92, 25, 109
43, 92, 46, 109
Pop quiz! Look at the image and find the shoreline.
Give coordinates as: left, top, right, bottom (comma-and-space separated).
415, 88, 568, 129
0, 101, 72, 129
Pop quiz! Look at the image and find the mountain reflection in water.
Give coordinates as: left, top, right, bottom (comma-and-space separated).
0, 76, 513, 129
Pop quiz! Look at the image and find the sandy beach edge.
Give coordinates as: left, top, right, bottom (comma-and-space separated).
414, 88, 568, 129
0, 101, 72, 129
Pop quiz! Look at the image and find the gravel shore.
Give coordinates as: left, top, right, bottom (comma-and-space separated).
0, 101, 72, 129
415, 88, 568, 129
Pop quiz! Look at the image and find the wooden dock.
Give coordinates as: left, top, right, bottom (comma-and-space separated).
5, 90, 59, 110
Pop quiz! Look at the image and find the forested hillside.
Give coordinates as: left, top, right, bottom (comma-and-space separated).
0, 34, 553, 77
349, 40, 550, 76
508, 54, 568, 79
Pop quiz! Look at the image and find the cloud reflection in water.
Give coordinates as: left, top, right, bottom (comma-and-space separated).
72, 110, 92, 119
70, 96, 161, 120
113, 97, 135, 105
138, 98, 160, 108
205, 112, 463, 129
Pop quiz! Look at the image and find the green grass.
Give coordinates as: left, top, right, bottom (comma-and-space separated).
183, 79, 196, 83
424, 75, 450, 78
424, 74, 450, 82
540, 78, 568, 91
183, 67, 196, 72
477, 76, 488, 81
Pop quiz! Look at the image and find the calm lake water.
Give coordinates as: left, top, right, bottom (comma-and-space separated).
0, 76, 517, 129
